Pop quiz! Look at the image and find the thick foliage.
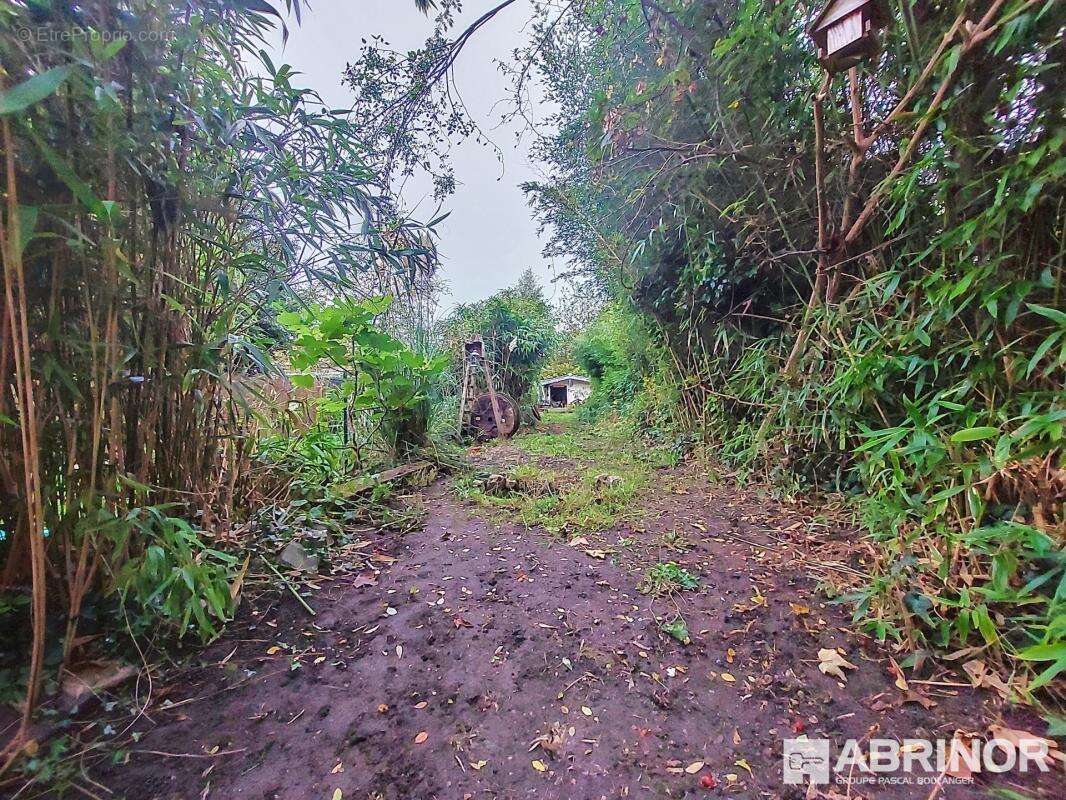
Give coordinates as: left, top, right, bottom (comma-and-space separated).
440, 269, 557, 416
525, 0, 1064, 693
274, 296, 447, 468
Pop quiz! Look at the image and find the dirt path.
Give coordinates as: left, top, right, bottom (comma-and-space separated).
86, 416, 1050, 800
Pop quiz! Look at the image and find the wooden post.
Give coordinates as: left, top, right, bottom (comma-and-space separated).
481, 355, 506, 437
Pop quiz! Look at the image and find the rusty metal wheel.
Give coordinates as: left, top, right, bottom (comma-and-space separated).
467, 392, 520, 439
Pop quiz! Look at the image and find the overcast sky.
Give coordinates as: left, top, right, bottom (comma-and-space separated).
263, 1, 558, 312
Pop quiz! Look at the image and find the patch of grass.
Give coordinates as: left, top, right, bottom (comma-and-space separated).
456, 411, 677, 534
519, 430, 587, 459
640, 562, 700, 595
457, 463, 645, 534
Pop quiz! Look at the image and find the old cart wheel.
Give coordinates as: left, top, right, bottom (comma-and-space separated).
468, 392, 520, 439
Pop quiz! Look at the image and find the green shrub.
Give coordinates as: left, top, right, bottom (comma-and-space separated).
107, 509, 238, 641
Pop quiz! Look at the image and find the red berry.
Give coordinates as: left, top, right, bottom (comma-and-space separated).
791, 718, 806, 733
699, 773, 718, 789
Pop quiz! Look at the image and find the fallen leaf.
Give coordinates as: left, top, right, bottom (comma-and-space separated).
352, 574, 378, 588
720, 672, 736, 683
581, 706, 593, 716
726, 648, 735, 664
817, 648, 857, 682
331, 763, 344, 774
414, 731, 428, 744
903, 690, 937, 709
685, 761, 704, 774
470, 760, 487, 770
61, 661, 138, 706
988, 725, 1060, 769
732, 728, 741, 745
888, 657, 909, 692
266, 646, 281, 655
944, 732, 977, 779
331, 790, 342, 800
734, 758, 753, 777
531, 759, 548, 772
962, 659, 1011, 698
789, 602, 811, 616
414, 701, 428, 709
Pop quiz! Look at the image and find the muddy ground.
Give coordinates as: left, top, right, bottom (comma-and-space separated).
13, 416, 1058, 799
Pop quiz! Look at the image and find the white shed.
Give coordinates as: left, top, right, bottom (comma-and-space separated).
540, 374, 592, 407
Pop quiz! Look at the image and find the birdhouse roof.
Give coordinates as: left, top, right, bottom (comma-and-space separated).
809, 0, 876, 34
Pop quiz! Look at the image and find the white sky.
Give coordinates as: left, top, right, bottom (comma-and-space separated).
263, 0, 559, 311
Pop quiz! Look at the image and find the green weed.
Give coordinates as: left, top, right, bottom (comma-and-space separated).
640, 562, 700, 596
660, 617, 691, 644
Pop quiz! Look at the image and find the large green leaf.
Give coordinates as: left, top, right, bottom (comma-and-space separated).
0, 66, 72, 114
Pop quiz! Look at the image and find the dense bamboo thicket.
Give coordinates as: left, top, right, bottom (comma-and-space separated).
0, 0, 443, 751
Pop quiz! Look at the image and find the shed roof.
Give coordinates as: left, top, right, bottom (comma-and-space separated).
540, 374, 591, 386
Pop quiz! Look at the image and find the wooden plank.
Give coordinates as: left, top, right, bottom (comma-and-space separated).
333, 461, 433, 497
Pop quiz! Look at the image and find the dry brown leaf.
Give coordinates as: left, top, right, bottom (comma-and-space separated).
962, 659, 1011, 698
888, 657, 909, 692
61, 661, 138, 706
988, 725, 1060, 769
944, 732, 977, 779
817, 648, 857, 682
414, 731, 428, 744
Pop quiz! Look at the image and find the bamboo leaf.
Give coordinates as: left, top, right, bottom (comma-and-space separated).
949, 427, 999, 443
0, 66, 72, 114
29, 131, 103, 215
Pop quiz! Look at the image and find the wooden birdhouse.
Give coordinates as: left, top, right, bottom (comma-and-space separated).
809, 0, 888, 70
